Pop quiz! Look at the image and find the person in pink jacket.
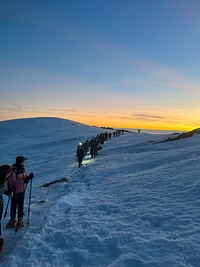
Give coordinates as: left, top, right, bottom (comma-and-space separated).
6, 156, 34, 228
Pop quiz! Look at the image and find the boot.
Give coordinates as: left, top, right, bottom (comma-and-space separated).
17, 217, 25, 228
6, 217, 17, 228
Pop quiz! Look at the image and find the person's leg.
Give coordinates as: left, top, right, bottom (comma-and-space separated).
17, 192, 25, 220
6, 194, 17, 227
78, 157, 81, 167
10, 193, 17, 219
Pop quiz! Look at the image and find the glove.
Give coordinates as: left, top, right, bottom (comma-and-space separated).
29, 172, 34, 179
24, 178, 30, 184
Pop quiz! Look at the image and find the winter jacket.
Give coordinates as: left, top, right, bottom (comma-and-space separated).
77, 148, 85, 160
8, 164, 29, 194
0, 187, 4, 214
0, 183, 7, 219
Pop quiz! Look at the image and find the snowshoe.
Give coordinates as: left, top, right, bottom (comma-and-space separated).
6, 218, 17, 229
16, 218, 25, 229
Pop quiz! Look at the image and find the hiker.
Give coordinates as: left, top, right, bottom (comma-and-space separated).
89, 138, 97, 158
6, 156, 34, 229
76, 143, 85, 167
99, 133, 105, 144
0, 164, 12, 253
105, 132, 109, 141
83, 140, 89, 154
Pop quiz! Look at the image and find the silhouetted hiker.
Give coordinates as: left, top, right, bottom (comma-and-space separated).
76, 143, 85, 167
99, 133, 105, 144
105, 132, 109, 141
83, 140, 89, 154
89, 138, 97, 158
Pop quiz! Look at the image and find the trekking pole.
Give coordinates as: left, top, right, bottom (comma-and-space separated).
3, 196, 11, 219
27, 179, 33, 226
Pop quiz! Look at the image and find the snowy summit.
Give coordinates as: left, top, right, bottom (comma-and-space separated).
0, 117, 200, 267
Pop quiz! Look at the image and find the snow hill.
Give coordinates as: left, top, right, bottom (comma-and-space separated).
0, 117, 200, 267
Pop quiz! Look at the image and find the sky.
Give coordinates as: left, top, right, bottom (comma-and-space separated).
0, 117, 200, 266
1, 0, 200, 131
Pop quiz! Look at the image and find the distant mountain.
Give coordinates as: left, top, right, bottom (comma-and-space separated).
156, 128, 200, 143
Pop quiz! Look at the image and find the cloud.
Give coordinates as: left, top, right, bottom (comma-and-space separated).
131, 113, 186, 124
0, 106, 95, 119
8, 101, 22, 110
104, 112, 199, 128
164, 101, 200, 107
132, 113, 166, 121
105, 113, 171, 123
149, 70, 200, 94
73, 30, 200, 96
104, 109, 120, 115
26, 107, 84, 113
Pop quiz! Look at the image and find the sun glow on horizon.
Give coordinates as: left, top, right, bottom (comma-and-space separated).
0, 111, 197, 132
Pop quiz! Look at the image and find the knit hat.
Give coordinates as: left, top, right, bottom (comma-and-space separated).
16, 156, 28, 164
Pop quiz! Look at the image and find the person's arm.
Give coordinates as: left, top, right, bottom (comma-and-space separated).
24, 172, 34, 184
8, 172, 17, 187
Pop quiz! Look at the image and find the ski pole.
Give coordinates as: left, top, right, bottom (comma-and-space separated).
27, 179, 33, 226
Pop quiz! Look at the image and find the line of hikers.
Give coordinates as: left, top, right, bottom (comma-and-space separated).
0, 156, 34, 252
0, 128, 125, 252
76, 129, 125, 167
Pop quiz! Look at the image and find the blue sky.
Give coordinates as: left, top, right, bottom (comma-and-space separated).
1, 0, 200, 130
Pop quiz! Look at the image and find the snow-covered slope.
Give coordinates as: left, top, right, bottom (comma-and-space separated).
0, 118, 200, 267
